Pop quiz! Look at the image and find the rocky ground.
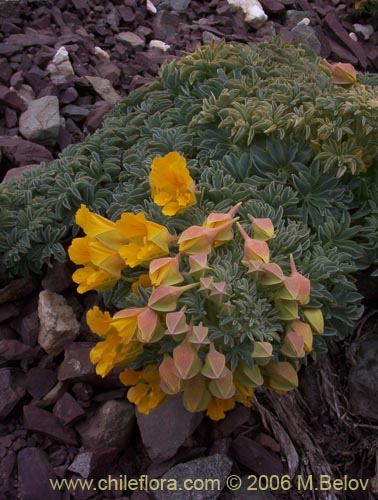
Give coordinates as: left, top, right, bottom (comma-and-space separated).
0, 0, 377, 181
1, 1, 378, 500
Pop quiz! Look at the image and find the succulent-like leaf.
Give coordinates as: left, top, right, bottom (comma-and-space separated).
165, 309, 189, 336
173, 341, 202, 380
159, 354, 182, 394
208, 367, 236, 399
275, 298, 299, 321
263, 361, 299, 394
302, 308, 324, 334
201, 343, 227, 379
182, 374, 211, 412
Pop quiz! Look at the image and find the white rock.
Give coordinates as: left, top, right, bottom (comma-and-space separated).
146, 0, 157, 14
47, 46, 75, 85
227, 0, 267, 29
85, 76, 121, 105
13, 84, 35, 104
94, 46, 110, 61
353, 23, 374, 41
38, 290, 81, 356
19, 96, 60, 146
149, 40, 170, 52
298, 17, 310, 26
349, 32, 358, 42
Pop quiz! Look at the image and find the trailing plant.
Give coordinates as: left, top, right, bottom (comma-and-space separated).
68, 152, 330, 420
0, 39, 375, 370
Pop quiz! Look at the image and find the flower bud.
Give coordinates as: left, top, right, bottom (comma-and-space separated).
148, 283, 198, 312
201, 343, 227, 379
188, 253, 209, 276
149, 254, 183, 286
165, 309, 189, 336
248, 215, 275, 241
237, 223, 270, 264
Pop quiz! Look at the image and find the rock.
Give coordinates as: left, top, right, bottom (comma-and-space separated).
227, 0, 268, 29
8, 30, 57, 47
61, 104, 90, 120
152, 11, 182, 41
149, 40, 170, 52
154, 454, 232, 500
323, 12, 367, 69
2, 164, 41, 182
19, 96, 60, 146
68, 448, 119, 479
76, 400, 135, 449
0, 277, 37, 304
349, 32, 358, 42
146, 0, 157, 14
40, 381, 67, 407
0, 43, 23, 56
116, 32, 145, 50
0, 339, 35, 361
291, 23, 321, 55
222, 476, 277, 500
58, 342, 97, 383
96, 61, 121, 84
84, 101, 113, 132
259, 0, 285, 15
231, 435, 284, 475
327, 38, 358, 65
41, 262, 73, 293
47, 46, 75, 85
26, 368, 57, 399
0, 303, 19, 323
53, 392, 86, 425
285, 10, 316, 28
38, 290, 81, 356
0, 85, 27, 112
23, 405, 78, 445
202, 31, 222, 44
136, 394, 203, 463
94, 46, 110, 61
353, 23, 374, 41
85, 76, 121, 105
16, 84, 36, 104
59, 87, 79, 105
0, 368, 26, 419
255, 20, 276, 37
213, 404, 250, 438
17, 447, 61, 500
0, 450, 16, 497
169, 0, 191, 10
349, 336, 378, 421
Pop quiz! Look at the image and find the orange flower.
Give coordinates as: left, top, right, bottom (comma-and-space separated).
149, 152, 196, 216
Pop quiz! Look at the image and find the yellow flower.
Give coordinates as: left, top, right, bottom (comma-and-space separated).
205, 396, 236, 421
116, 212, 174, 267
86, 306, 113, 337
120, 366, 167, 414
72, 266, 119, 293
75, 204, 125, 250
90, 333, 142, 378
132, 274, 152, 295
149, 152, 196, 216
111, 307, 147, 343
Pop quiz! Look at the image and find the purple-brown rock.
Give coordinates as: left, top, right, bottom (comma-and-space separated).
68, 448, 119, 478
23, 405, 78, 445
26, 368, 57, 399
0, 368, 26, 419
231, 435, 284, 475
18, 447, 61, 500
58, 342, 97, 383
53, 392, 86, 425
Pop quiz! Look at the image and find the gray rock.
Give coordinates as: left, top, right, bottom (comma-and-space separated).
349, 336, 378, 421
169, 0, 191, 10
76, 400, 135, 449
19, 96, 60, 146
47, 46, 75, 85
136, 394, 203, 462
285, 10, 316, 28
38, 290, 80, 356
61, 105, 90, 120
154, 454, 232, 500
202, 31, 222, 44
116, 32, 145, 49
291, 24, 321, 55
255, 20, 276, 38
0, 368, 25, 419
85, 76, 121, 105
